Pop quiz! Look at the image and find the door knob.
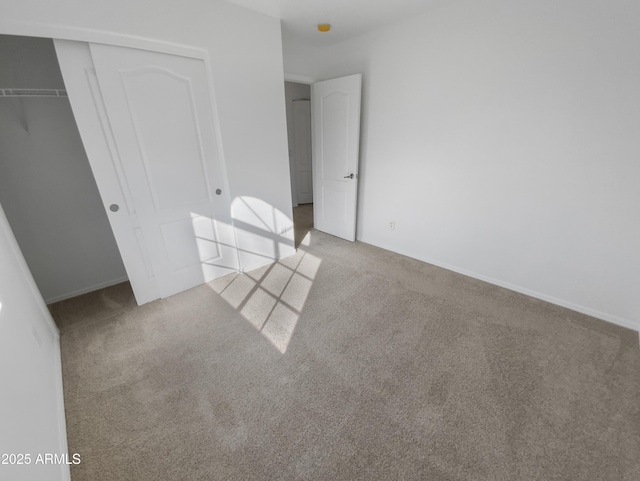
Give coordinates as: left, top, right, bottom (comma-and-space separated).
109, 204, 120, 212
344, 173, 354, 179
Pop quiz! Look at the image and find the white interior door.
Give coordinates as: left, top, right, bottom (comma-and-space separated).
312, 74, 362, 242
56, 40, 238, 303
55, 40, 160, 304
292, 100, 313, 204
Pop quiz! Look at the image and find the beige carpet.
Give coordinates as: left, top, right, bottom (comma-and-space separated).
51, 208, 640, 480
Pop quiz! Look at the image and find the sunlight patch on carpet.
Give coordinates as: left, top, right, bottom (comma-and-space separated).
208, 249, 321, 353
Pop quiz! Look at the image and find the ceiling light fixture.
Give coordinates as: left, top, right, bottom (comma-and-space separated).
317, 24, 331, 33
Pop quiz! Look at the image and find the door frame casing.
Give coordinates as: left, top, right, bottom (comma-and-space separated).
0, 20, 207, 60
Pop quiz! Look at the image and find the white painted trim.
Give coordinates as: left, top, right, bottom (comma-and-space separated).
0, 20, 206, 60
44, 276, 129, 304
360, 237, 640, 333
53, 338, 71, 481
0, 203, 60, 338
1, 206, 71, 479
284, 73, 316, 84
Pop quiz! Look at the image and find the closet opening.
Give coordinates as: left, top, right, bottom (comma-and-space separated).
0, 34, 134, 327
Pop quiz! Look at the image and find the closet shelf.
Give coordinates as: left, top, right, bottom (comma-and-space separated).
0, 88, 67, 97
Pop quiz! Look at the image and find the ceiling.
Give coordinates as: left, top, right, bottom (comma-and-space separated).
223, 0, 447, 48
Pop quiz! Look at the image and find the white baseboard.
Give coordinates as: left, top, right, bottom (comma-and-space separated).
45, 276, 129, 305
360, 237, 640, 333
54, 337, 72, 481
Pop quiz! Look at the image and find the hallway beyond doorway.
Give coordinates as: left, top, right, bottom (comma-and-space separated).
293, 203, 313, 248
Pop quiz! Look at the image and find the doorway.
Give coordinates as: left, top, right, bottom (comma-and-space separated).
0, 34, 133, 310
286, 74, 362, 244
284, 80, 314, 247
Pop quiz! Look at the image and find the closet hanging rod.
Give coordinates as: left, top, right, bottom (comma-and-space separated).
0, 88, 67, 98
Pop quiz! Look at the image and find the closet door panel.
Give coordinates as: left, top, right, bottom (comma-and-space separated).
55, 39, 159, 304
55, 40, 239, 303
89, 43, 238, 299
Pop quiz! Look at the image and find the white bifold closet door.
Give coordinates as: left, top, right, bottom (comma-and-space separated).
56, 41, 238, 304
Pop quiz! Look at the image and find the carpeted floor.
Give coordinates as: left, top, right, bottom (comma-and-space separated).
294, 203, 313, 248
51, 206, 640, 480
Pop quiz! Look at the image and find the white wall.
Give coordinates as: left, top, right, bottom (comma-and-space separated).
284, 81, 311, 207
0, 204, 70, 481
0, 35, 127, 303
0, 0, 295, 276
283, 0, 640, 330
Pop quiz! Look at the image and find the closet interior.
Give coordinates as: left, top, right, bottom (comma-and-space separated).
0, 34, 127, 304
